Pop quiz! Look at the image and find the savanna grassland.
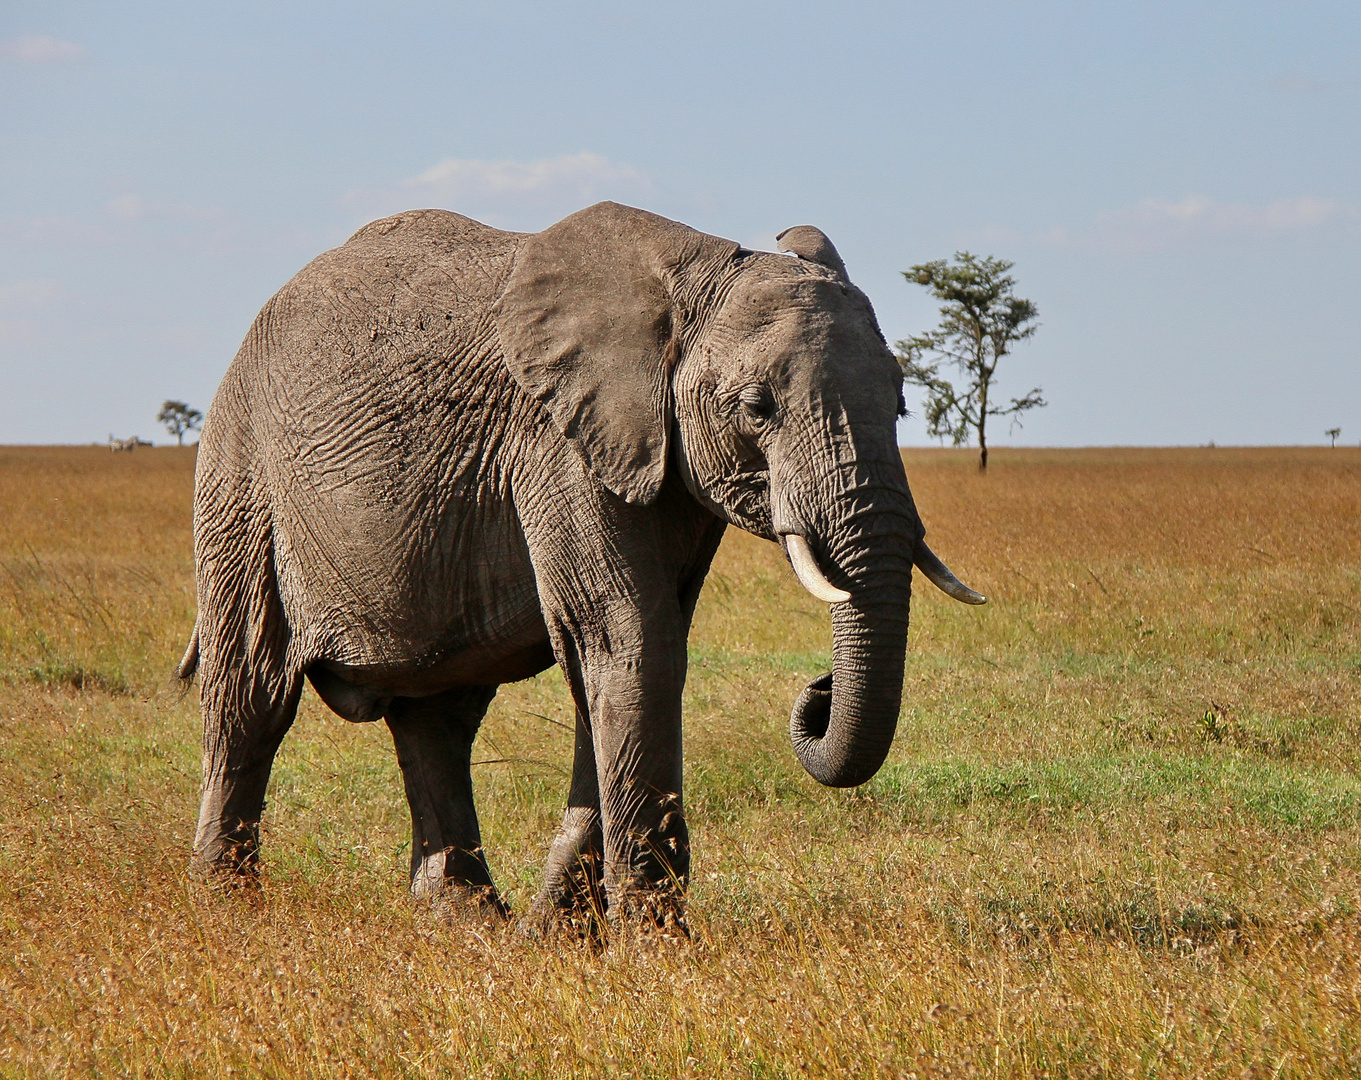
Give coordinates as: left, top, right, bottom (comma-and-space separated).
1, 444, 1359, 1078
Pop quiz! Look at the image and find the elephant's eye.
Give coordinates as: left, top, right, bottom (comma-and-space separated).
739, 385, 776, 422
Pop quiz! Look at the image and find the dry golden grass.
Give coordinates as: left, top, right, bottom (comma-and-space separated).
2, 445, 1359, 1078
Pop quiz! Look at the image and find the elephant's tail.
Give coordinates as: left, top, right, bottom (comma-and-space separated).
176, 623, 200, 681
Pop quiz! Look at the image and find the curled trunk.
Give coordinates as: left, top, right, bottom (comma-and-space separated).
782, 488, 914, 788
789, 599, 909, 788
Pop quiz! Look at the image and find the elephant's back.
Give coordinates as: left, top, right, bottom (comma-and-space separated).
344, 207, 523, 252
206, 206, 532, 475
276, 209, 525, 343
200, 208, 549, 671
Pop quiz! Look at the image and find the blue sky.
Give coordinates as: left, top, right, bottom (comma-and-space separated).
2, 2, 1357, 446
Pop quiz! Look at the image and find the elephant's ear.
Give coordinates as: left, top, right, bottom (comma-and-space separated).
776, 225, 849, 282
494, 202, 738, 505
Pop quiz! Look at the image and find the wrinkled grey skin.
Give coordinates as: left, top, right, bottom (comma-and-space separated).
181, 202, 932, 933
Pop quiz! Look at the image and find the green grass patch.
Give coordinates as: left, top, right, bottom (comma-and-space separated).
869, 753, 1361, 830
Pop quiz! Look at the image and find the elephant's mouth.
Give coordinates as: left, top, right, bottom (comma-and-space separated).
789, 672, 834, 747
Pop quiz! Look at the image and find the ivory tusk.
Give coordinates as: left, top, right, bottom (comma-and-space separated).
784, 534, 851, 604
914, 541, 988, 605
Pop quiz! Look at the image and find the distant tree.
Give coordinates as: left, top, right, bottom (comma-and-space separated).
896, 252, 1045, 471
1326, 427, 1341, 448
157, 400, 202, 446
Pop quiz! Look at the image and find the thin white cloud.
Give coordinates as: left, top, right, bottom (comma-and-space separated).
0, 215, 88, 246
0, 281, 58, 350
1101, 194, 1345, 232
0, 279, 59, 306
101, 193, 225, 226
107, 194, 144, 220
0, 35, 87, 64
1039, 195, 1355, 252
0, 320, 39, 347
409, 151, 650, 200
0, 202, 306, 264
1270, 74, 1336, 94
342, 151, 657, 230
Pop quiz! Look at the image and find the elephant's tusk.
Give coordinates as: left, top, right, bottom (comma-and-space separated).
914, 541, 988, 605
784, 534, 851, 604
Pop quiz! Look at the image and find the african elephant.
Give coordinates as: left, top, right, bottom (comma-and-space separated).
178, 201, 983, 933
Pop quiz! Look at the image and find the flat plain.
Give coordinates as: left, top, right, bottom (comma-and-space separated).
1, 444, 1359, 1078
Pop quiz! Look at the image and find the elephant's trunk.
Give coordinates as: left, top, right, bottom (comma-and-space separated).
783, 488, 915, 788
789, 596, 909, 788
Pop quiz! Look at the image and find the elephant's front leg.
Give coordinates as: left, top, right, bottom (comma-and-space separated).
578, 636, 691, 936
522, 477, 711, 938
384, 686, 510, 921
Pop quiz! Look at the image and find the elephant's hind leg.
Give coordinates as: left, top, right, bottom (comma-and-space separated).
192, 515, 304, 882
385, 686, 510, 920
193, 659, 303, 880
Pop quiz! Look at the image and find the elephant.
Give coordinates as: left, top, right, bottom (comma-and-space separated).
177, 201, 984, 934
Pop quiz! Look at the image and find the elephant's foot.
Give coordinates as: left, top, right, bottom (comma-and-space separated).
520, 874, 606, 943
190, 829, 263, 891
605, 880, 689, 946
600, 803, 690, 944
520, 806, 605, 942
412, 881, 511, 928
410, 848, 511, 925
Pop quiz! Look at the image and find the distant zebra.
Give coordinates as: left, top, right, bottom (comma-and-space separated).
108, 435, 153, 452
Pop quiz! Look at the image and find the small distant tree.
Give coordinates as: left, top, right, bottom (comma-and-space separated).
896, 252, 1045, 471
1326, 427, 1341, 448
157, 400, 202, 446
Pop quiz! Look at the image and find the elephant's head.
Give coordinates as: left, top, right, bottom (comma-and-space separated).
495, 202, 984, 788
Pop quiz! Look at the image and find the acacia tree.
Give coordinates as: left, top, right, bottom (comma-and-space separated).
157, 400, 203, 446
896, 252, 1045, 471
